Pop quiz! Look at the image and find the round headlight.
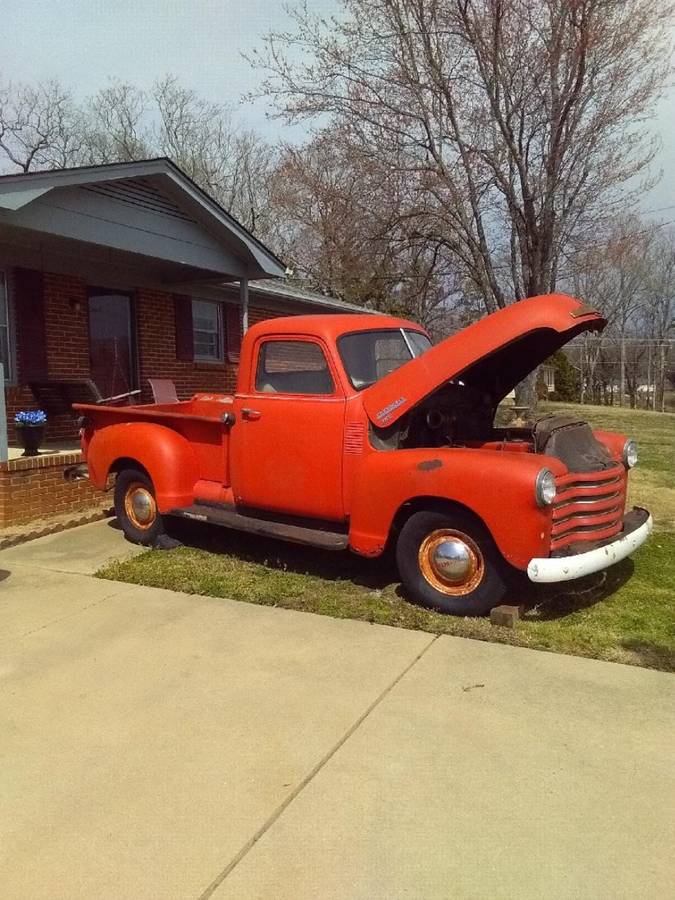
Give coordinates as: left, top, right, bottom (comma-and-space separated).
623, 439, 638, 469
535, 468, 557, 507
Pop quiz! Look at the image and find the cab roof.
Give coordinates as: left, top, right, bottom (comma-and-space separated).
245, 313, 427, 344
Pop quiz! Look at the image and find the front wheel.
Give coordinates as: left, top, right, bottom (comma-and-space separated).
396, 510, 508, 616
114, 468, 165, 545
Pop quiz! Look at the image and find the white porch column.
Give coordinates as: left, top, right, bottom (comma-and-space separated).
240, 276, 249, 333
0, 363, 7, 463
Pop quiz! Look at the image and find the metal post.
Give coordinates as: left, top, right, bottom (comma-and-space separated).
240, 276, 249, 334
0, 363, 7, 463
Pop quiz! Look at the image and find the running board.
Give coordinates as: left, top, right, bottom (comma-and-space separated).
170, 503, 349, 551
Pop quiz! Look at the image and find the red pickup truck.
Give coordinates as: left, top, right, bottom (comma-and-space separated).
76, 293, 651, 616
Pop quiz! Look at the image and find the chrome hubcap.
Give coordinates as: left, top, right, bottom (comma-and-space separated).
131, 490, 153, 524
418, 529, 485, 596
124, 483, 157, 530
430, 539, 473, 584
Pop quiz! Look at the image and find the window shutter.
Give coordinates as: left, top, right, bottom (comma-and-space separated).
14, 268, 47, 382
225, 303, 242, 363
174, 295, 194, 362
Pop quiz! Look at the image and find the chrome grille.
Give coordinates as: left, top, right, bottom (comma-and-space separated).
551, 465, 626, 551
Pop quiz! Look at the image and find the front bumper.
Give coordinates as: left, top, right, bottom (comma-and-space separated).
527, 507, 652, 584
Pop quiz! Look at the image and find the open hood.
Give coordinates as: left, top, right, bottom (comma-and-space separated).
362, 293, 605, 428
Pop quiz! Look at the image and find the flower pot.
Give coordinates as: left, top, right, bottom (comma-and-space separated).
15, 423, 46, 457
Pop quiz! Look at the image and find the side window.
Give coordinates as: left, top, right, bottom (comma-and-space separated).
255, 340, 335, 395
0, 271, 10, 381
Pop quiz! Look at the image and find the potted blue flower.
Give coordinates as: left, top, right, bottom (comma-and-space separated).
14, 409, 47, 456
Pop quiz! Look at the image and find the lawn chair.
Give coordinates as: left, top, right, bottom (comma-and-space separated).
29, 379, 140, 417
148, 378, 179, 404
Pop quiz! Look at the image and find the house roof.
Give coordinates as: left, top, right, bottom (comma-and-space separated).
248, 278, 381, 314
0, 159, 387, 316
0, 158, 286, 280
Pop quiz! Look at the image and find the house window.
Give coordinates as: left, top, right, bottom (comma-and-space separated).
193, 299, 223, 361
0, 270, 11, 382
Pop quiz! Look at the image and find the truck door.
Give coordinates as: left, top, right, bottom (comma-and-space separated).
232, 336, 346, 520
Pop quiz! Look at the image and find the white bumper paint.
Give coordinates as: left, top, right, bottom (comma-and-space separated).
527, 513, 653, 584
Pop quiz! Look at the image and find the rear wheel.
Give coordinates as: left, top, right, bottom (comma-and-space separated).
114, 468, 165, 545
396, 510, 508, 615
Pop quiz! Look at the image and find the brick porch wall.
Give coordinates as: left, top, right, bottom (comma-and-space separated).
0, 452, 107, 527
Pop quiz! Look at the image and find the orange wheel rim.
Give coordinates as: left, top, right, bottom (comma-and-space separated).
124, 483, 157, 530
418, 529, 485, 596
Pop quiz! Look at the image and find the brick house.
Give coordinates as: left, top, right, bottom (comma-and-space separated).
0, 159, 368, 527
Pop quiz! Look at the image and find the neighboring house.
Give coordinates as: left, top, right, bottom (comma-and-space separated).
0, 158, 374, 527
541, 364, 556, 394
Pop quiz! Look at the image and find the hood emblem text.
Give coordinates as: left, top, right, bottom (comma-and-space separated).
376, 396, 407, 424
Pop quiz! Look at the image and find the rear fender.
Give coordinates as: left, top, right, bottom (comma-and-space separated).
348, 448, 566, 569
86, 423, 199, 512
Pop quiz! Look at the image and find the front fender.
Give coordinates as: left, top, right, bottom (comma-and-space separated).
594, 430, 627, 464
348, 448, 567, 569
85, 422, 199, 512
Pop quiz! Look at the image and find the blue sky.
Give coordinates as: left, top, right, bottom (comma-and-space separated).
2, 0, 673, 215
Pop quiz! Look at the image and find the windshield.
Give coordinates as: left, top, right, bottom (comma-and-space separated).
338, 328, 432, 390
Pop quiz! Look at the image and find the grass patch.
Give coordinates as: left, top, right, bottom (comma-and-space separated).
99, 522, 674, 672
98, 402, 674, 672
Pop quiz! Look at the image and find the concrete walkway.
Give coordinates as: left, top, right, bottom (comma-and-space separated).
1, 522, 673, 900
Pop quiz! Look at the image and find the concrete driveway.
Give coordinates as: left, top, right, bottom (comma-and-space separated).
1, 521, 673, 899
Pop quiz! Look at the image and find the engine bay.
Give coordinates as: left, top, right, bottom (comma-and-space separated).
370, 382, 520, 450
370, 382, 615, 471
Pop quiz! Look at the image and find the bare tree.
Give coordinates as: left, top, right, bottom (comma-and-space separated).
0, 72, 279, 241
152, 75, 277, 237
269, 127, 456, 328
252, 0, 673, 401
220, 127, 278, 239
641, 229, 674, 410
0, 78, 83, 172
569, 219, 674, 408
81, 81, 151, 163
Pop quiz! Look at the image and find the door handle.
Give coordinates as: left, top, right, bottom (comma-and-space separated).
241, 408, 262, 421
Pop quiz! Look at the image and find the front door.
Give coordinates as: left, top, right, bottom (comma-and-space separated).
232, 336, 346, 521
88, 291, 136, 400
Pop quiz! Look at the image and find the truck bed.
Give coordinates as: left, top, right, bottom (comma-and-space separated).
74, 393, 235, 426
76, 394, 237, 487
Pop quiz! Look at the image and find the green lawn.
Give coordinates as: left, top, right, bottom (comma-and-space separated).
98, 403, 675, 672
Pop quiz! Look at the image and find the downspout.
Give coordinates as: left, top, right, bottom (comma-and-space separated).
0, 363, 7, 463
240, 277, 249, 334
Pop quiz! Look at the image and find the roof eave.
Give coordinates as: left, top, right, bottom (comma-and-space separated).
0, 158, 287, 280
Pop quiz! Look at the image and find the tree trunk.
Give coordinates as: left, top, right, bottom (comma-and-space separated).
514, 369, 538, 416
657, 343, 667, 411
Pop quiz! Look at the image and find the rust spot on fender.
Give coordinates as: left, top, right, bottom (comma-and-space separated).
417, 458, 442, 472
355, 545, 385, 558
570, 302, 601, 319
